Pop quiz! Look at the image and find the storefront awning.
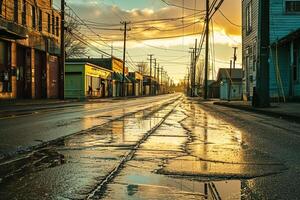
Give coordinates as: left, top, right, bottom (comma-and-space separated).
128, 76, 138, 83
113, 73, 131, 82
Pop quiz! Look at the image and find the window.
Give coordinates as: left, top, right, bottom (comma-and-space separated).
55, 16, 59, 36
14, 0, 18, 23
0, 41, 11, 93
22, 0, 26, 25
38, 9, 42, 31
47, 13, 51, 33
252, 40, 257, 71
52, 14, 55, 34
246, 1, 252, 33
286, 1, 300, 13
0, 0, 3, 17
31, 5, 36, 29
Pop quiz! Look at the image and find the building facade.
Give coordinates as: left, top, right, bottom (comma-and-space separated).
0, 0, 61, 99
66, 57, 133, 97
65, 62, 112, 99
242, 0, 300, 101
217, 68, 243, 101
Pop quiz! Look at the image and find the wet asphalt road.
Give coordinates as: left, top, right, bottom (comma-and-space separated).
0, 95, 300, 199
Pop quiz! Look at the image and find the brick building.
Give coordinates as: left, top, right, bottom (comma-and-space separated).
0, 0, 61, 99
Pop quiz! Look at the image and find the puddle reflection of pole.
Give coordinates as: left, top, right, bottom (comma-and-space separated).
203, 112, 209, 199
203, 112, 208, 171
204, 183, 208, 199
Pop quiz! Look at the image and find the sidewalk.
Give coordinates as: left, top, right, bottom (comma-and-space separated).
213, 100, 300, 123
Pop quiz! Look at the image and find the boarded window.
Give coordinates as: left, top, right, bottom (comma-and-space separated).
286, 1, 300, 13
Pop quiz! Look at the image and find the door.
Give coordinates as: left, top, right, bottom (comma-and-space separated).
48, 55, 59, 98
35, 50, 47, 99
17, 46, 31, 99
65, 72, 83, 98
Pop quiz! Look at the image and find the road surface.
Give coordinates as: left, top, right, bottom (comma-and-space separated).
0, 95, 299, 199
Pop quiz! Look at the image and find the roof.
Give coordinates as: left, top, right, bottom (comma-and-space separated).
217, 68, 243, 81
66, 57, 123, 71
272, 28, 300, 46
66, 62, 113, 73
113, 72, 131, 82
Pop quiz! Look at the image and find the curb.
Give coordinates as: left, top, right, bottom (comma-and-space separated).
213, 102, 300, 124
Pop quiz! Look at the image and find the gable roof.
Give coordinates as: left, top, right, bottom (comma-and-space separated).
217, 68, 243, 81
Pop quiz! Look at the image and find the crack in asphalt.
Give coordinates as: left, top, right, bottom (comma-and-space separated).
86, 98, 181, 200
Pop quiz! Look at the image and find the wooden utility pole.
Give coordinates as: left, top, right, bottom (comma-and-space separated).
193, 39, 198, 96
148, 54, 153, 95
187, 67, 190, 96
228, 60, 233, 101
204, 0, 209, 99
161, 67, 164, 94
255, 0, 270, 107
189, 49, 194, 97
157, 64, 160, 94
229, 47, 237, 101
233, 47, 237, 69
154, 59, 157, 95
121, 21, 130, 97
60, 0, 65, 99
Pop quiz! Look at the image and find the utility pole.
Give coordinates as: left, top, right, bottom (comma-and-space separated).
189, 49, 194, 97
204, 0, 210, 99
193, 39, 198, 97
254, 0, 270, 107
121, 21, 130, 97
60, 0, 65, 99
233, 47, 237, 69
157, 64, 160, 95
161, 67, 164, 94
154, 59, 157, 95
148, 54, 154, 95
187, 67, 190, 96
228, 60, 232, 101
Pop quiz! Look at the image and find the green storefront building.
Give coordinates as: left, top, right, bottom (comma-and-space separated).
65, 62, 113, 99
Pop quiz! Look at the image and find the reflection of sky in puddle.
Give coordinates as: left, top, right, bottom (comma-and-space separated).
102, 102, 287, 200
104, 160, 242, 200
0, 105, 176, 199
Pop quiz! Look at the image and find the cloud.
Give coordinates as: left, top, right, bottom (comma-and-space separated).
65, 0, 241, 45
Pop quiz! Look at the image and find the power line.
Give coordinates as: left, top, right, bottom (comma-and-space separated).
218, 9, 242, 27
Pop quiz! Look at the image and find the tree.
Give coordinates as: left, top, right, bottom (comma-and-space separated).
65, 13, 88, 58
137, 62, 149, 75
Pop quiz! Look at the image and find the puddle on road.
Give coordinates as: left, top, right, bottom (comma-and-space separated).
0, 102, 177, 200
103, 100, 287, 200
0, 98, 287, 199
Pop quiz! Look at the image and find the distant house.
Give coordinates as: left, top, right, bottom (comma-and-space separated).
217, 68, 243, 100
242, 0, 300, 102
208, 80, 220, 99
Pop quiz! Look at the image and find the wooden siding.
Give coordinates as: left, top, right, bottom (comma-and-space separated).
242, 0, 259, 98
270, 0, 300, 43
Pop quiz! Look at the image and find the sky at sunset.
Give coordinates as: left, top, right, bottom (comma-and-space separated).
55, 0, 242, 83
